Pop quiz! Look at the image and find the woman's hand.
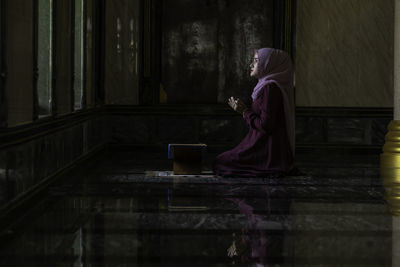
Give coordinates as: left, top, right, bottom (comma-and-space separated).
228, 96, 248, 114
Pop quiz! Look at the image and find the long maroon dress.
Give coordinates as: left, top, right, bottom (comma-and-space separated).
213, 83, 293, 177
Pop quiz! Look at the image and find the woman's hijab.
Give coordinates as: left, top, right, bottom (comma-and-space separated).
251, 48, 295, 157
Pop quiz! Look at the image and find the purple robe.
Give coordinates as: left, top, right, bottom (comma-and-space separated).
213, 83, 293, 177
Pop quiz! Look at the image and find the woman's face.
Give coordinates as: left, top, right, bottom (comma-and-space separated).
250, 53, 259, 78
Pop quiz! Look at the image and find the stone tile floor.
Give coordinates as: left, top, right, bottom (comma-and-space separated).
0, 148, 392, 266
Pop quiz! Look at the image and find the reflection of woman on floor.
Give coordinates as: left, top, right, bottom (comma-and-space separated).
222, 184, 291, 266
213, 48, 295, 178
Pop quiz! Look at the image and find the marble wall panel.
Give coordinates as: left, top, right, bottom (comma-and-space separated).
364, 168, 380, 181
296, 0, 394, 107
109, 116, 156, 144
31, 123, 89, 186
199, 118, 247, 145
371, 118, 391, 145
7, 143, 34, 198
87, 120, 94, 151
88, 117, 107, 151
63, 127, 76, 167
295, 117, 326, 143
158, 116, 199, 144
327, 118, 370, 144
54, 130, 68, 170
83, 121, 89, 154
102, 116, 112, 145
33, 137, 50, 183
47, 134, 60, 175
71, 125, 84, 160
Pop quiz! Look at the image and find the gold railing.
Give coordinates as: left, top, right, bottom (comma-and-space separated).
381, 120, 400, 216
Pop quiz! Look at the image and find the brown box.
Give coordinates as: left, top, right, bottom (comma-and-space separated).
168, 144, 207, 175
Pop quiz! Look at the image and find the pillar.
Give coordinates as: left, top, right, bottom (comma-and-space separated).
381, 1, 400, 266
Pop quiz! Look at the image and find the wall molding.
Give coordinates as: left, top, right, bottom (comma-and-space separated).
0, 107, 103, 149
105, 104, 393, 118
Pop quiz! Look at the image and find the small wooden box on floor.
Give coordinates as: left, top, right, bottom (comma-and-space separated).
168, 144, 207, 174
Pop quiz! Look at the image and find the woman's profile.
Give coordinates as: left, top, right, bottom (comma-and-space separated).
213, 48, 295, 177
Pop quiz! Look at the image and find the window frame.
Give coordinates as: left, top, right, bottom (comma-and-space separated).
0, 0, 6, 128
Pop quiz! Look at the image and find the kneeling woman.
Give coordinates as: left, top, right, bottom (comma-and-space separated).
213, 48, 295, 177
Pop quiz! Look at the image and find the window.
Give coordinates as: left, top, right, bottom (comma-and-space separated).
85, 0, 94, 108
37, 0, 53, 117
74, 0, 84, 110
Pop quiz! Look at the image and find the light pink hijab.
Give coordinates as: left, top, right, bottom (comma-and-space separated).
251, 48, 295, 157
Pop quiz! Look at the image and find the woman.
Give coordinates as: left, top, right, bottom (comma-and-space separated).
213, 48, 295, 177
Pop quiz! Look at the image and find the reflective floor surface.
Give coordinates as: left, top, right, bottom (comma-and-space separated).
0, 149, 392, 266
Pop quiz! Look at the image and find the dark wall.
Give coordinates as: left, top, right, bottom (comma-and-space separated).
162, 0, 274, 104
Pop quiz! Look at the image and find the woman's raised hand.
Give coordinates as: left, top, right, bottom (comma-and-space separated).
228, 96, 247, 114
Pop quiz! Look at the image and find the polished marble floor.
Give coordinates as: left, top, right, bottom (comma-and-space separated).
0, 148, 392, 266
